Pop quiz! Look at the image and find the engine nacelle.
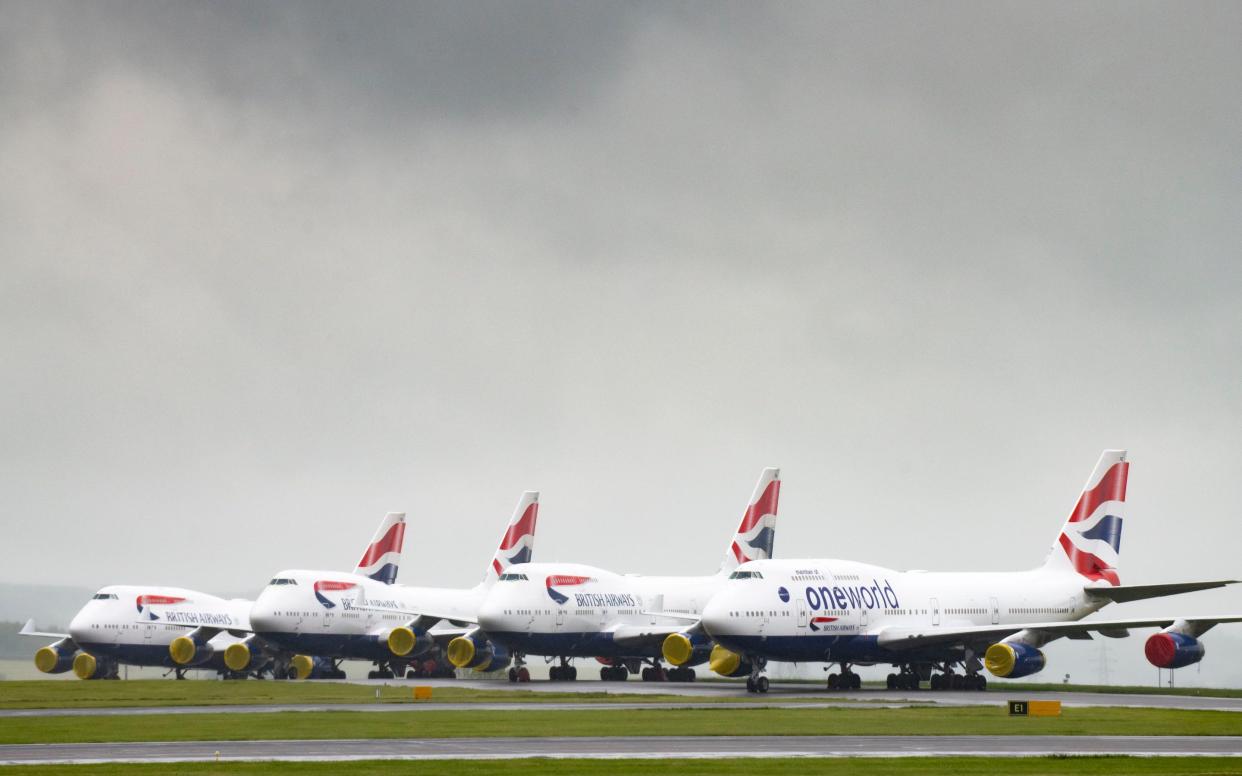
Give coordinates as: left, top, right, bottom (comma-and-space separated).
446, 634, 511, 672
662, 632, 712, 668
224, 640, 258, 672
379, 626, 431, 658
1145, 632, 1205, 669
984, 642, 1046, 679
169, 634, 216, 666
708, 644, 753, 678
34, 641, 76, 674
288, 654, 336, 679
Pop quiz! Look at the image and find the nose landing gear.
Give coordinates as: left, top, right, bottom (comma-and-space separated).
744, 656, 769, 693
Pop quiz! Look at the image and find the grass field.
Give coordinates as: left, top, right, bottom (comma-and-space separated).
3, 705, 1241, 745
2, 758, 1242, 776
0, 680, 875, 709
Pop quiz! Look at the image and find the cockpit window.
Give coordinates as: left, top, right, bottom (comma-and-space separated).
91, 593, 119, 600
498, 573, 529, 581
728, 571, 764, 580
268, 578, 297, 586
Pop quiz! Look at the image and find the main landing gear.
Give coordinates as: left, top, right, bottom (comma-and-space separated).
547, 657, 574, 682
827, 663, 862, 690
366, 661, 396, 680
928, 663, 986, 691
885, 666, 920, 690
745, 657, 769, 694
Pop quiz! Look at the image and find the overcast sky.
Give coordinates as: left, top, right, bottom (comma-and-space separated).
3, 1, 1241, 682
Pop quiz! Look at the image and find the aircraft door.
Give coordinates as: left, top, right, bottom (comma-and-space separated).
860, 608, 869, 629
555, 608, 565, 629
990, 597, 1000, 625
931, 598, 940, 626
796, 598, 808, 628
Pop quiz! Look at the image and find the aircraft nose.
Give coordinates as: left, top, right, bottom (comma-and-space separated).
477, 596, 505, 632
701, 594, 733, 638
68, 610, 89, 643
249, 592, 277, 632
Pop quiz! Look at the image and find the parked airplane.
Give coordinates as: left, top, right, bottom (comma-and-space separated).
678, 451, 1240, 692
21, 588, 258, 680
445, 468, 781, 682
149, 495, 539, 680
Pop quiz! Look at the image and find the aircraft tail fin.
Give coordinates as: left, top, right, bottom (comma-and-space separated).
1042, 450, 1127, 586
720, 467, 781, 574
483, 491, 539, 585
354, 512, 406, 584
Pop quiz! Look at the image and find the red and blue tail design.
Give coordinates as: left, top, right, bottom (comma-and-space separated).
313, 580, 357, 609
721, 468, 781, 573
484, 492, 539, 585
354, 512, 406, 585
1044, 450, 1127, 586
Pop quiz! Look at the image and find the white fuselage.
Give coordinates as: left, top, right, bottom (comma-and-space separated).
477, 561, 727, 659
69, 585, 251, 670
700, 558, 1105, 663
249, 569, 483, 661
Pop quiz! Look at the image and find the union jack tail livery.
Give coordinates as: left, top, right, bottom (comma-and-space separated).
484, 491, 539, 585
354, 512, 406, 585
1043, 450, 1127, 586
721, 467, 781, 574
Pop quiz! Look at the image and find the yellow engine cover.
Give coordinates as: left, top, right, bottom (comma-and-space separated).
662, 633, 694, 666
984, 643, 1017, 677
446, 637, 476, 668
169, 636, 197, 665
388, 627, 416, 657
34, 647, 61, 674
708, 644, 742, 677
290, 654, 314, 680
224, 643, 252, 672
72, 652, 97, 680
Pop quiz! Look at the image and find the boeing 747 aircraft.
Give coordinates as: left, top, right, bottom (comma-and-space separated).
669, 451, 1240, 692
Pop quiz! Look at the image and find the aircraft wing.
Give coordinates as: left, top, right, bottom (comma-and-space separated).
1084, 580, 1238, 604
875, 614, 1242, 651
19, 619, 69, 639
608, 622, 691, 650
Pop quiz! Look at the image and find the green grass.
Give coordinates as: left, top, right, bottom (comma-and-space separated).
999, 681, 1242, 699
0, 680, 810, 709
2, 758, 1242, 776
3, 706, 1241, 745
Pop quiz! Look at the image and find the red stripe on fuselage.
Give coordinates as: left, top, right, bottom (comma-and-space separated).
546, 575, 590, 588
498, 504, 538, 551
314, 580, 357, 592
735, 480, 781, 534
1066, 462, 1128, 524
136, 595, 185, 608
357, 522, 406, 568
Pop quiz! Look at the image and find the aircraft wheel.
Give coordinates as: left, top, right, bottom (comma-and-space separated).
567, 666, 576, 681
826, 672, 839, 690
745, 676, 756, 693
756, 676, 770, 693
975, 675, 987, 691
518, 667, 531, 682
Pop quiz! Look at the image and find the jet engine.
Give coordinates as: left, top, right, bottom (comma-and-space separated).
708, 644, 753, 678
447, 633, 511, 672
380, 626, 430, 658
662, 632, 712, 668
169, 631, 217, 667
71, 652, 117, 679
288, 654, 338, 680
1145, 631, 1205, 669
222, 635, 272, 673
984, 642, 1046, 678
33, 640, 76, 674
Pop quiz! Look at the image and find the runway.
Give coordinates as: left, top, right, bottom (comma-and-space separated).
2, 735, 1241, 763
